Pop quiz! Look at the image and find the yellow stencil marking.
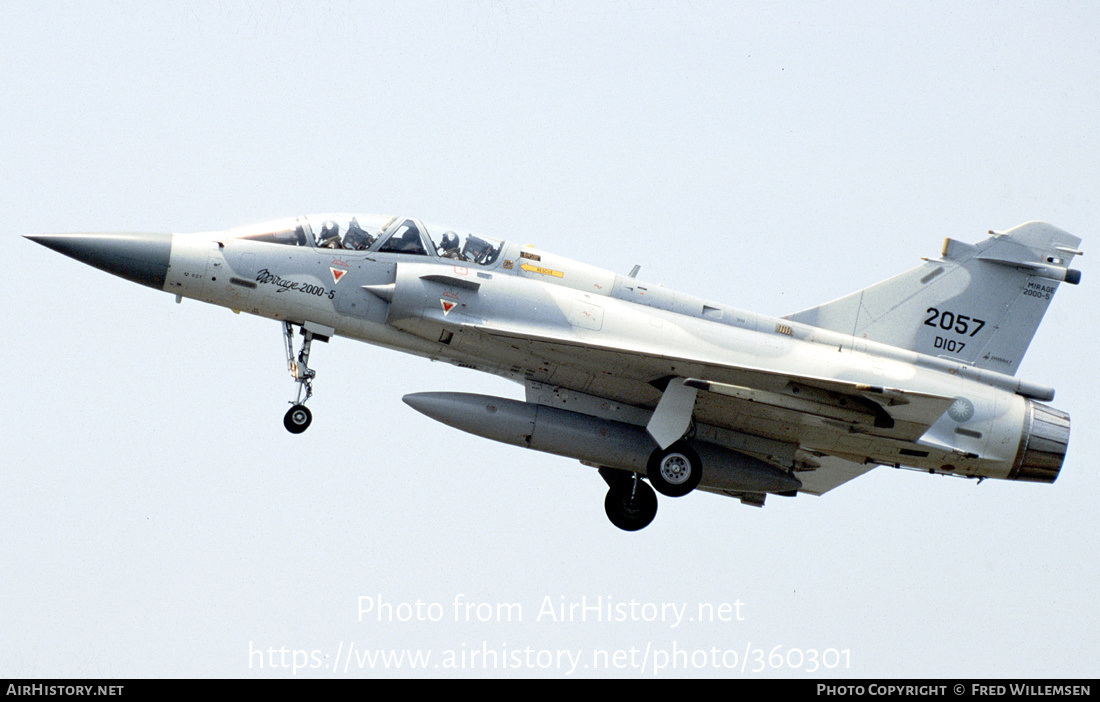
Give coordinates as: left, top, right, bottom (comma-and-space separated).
519, 263, 563, 278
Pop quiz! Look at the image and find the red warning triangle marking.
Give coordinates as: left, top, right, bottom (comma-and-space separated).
440, 299, 457, 315
330, 267, 347, 284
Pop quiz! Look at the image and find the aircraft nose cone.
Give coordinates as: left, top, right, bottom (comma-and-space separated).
26, 231, 172, 290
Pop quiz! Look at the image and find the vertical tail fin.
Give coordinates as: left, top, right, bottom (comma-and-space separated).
786, 222, 1082, 375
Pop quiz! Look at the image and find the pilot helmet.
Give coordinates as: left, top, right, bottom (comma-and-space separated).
442, 231, 459, 250
320, 220, 340, 243
345, 230, 370, 250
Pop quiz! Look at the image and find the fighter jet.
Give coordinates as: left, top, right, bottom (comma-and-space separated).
26, 214, 1081, 530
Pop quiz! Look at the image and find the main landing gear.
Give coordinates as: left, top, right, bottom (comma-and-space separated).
283, 321, 320, 434
646, 441, 703, 497
601, 468, 658, 532
599, 443, 703, 531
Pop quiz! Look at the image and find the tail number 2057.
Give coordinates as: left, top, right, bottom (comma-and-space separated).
924, 308, 986, 337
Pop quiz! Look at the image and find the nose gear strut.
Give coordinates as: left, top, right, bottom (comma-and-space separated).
283, 321, 323, 433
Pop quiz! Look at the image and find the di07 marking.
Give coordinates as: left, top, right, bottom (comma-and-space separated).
923, 308, 985, 337
933, 336, 965, 353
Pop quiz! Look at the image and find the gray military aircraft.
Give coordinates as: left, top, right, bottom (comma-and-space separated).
27, 215, 1081, 530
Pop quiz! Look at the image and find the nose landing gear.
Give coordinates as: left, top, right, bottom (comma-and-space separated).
282, 321, 326, 434
284, 402, 312, 434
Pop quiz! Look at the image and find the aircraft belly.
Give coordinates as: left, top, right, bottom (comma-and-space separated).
542, 358, 1011, 480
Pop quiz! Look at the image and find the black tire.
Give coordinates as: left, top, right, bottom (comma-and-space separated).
284, 404, 312, 434
647, 441, 702, 497
604, 480, 658, 531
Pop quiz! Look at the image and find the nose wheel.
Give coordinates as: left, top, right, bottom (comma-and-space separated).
282, 321, 324, 434
284, 404, 312, 434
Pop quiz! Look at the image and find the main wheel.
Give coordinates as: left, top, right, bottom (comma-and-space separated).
284, 404, 312, 434
647, 441, 702, 497
604, 479, 658, 531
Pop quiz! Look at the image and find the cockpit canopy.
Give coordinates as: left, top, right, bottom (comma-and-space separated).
229, 214, 504, 266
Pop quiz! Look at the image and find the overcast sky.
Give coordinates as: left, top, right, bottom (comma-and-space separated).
2, 1, 1097, 678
